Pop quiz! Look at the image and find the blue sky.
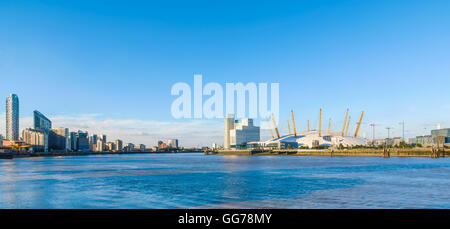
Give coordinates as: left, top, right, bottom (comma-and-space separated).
1, 0, 450, 146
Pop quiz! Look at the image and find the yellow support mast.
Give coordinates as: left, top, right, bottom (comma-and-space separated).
341, 108, 349, 136
354, 110, 364, 137
287, 120, 292, 135
345, 115, 351, 136
318, 108, 322, 137
272, 113, 280, 138
307, 120, 310, 132
328, 118, 331, 134
291, 110, 297, 137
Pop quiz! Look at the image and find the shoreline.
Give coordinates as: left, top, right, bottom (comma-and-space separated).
0, 150, 203, 160
208, 148, 449, 158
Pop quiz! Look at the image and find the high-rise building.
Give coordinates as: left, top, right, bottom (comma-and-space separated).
69, 132, 77, 151
167, 139, 179, 148
77, 131, 89, 152
114, 139, 123, 151
95, 138, 104, 152
224, 114, 235, 149
33, 110, 52, 131
6, 94, 19, 141
225, 116, 260, 148
49, 128, 69, 151
22, 128, 47, 152
33, 110, 51, 152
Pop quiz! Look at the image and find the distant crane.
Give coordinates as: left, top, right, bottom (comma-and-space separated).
369, 123, 377, 142
398, 121, 405, 140
386, 127, 392, 139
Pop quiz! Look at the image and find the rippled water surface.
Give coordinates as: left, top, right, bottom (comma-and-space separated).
0, 153, 449, 208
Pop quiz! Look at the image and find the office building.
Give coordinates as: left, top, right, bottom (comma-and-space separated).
224, 114, 235, 149
167, 139, 179, 148
227, 117, 260, 147
69, 132, 77, 151
49, 128, 69, 151
33, 110, 52, 131
77, 131, 89, 152
114, 139, 123, 151
408, 128, 450, 146
22, 128, 47, 152
95, 138, 104, 152
6, 94, 19, 141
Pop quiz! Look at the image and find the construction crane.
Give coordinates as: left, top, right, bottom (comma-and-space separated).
265, 116, 274, 139
354, 110, 364, 137
386, 127, 392, 139
345, 115, 351, 136
370, 123, 377, 142
272, 113, 280, 138
341, 108, 349, 136
318, 108, 322, 137
291, 110, 297, 137
287, 119, 292, 135
398, 121, 405, 140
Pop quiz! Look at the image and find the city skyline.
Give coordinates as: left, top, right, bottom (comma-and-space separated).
1, 0, 450, 146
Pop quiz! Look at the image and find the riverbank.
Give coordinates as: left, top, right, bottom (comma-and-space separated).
209, 148, 449, 158
0, 150, 203, 160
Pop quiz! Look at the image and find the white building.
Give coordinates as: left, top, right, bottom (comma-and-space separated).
224, 115, 260, 148
6, 94, 19, 141
167, 139, 179, 148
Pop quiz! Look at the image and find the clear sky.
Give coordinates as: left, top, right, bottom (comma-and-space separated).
1, 0, 450, 147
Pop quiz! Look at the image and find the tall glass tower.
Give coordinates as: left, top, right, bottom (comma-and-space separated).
6, 94, 19, 141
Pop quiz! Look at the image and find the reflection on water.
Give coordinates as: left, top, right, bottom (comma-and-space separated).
0, 153, 449, 208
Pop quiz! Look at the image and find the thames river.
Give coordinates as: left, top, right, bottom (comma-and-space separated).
0, 153, 449, 208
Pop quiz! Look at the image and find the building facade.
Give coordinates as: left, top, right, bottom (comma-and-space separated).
49, 128, 69, 151
167, 139, 179, 148
33, 110, 52, 131
69, 132, 77, 151
114, 139, 123, 151
77, 131, 89, 152
224, 114, 235, 149
22, 128, 47, 152
6, 94, 19, 141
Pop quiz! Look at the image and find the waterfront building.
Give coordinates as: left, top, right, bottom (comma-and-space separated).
105, 142, 115, 151
224, 114, 235, 149
6, 94, 19, 141
76, 131, 89, 152
228, 117, 260, 147
124, 143, 135, 152
114, 139, 123, 151
33, 110, 52, 131
22, 128, 47, 152
408, 128, 450, 146
167, 139, 179, 148
33, 110, 52, 152
95, 138, 104, 152
49, 128, 69, 151
69, 132, 77, 151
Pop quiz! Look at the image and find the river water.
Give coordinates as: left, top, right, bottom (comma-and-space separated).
0, 153, 449, 208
